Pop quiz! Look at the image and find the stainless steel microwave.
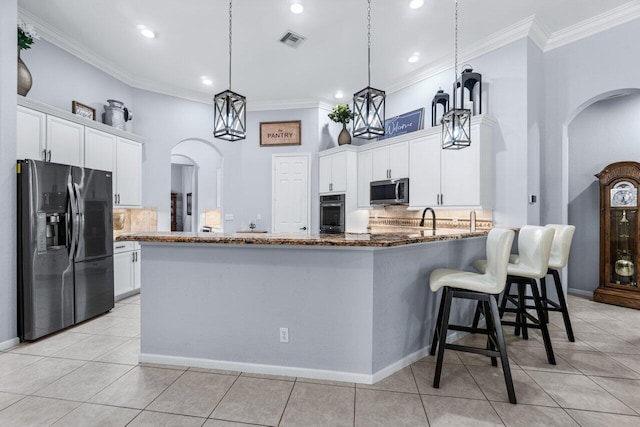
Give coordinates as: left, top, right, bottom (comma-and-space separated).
370, 178, 409, 205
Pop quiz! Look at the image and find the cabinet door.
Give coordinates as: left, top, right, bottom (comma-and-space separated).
389, 141, 409, 179
330, 152, 348, 192
115, 138, 142, 206
357, 150, 373, 208
47, 116, 84, 167
409, 135, 441, 207
318, 155, 332, 193
114, 251, 134, 297
441, 137, 480, 207
372, 146, 389, 181
85, 128, 115, 172
17, 106, 47, 161
133, 250, 141, 290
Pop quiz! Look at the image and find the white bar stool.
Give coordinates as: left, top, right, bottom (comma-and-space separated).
429, 228, 517, 404
539, 224, 576, 341
474, 226, 556, 364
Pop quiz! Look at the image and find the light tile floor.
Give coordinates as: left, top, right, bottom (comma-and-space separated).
1, 293, 640, 426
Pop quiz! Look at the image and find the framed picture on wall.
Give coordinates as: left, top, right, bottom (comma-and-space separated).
186, 193, 192, 216
72, 101, 96, 120
260, 121, 301, 146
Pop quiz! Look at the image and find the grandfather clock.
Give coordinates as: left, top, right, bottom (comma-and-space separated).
594, 161, 640, 309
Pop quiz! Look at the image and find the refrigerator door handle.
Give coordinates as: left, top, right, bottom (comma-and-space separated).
67, 182, 79, 258
73, 183, 83, 256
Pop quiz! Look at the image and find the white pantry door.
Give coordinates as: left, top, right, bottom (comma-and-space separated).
272, 154, 310, 234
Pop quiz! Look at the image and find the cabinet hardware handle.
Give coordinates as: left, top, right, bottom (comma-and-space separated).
115, 245, 125, 249
441, 194, 444, 205
132, 252, 135, 262
300, 226, 307, 231
47, 150, 51, 162
42, 149, 47, 161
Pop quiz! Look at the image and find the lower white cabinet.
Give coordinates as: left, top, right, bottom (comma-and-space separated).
114, 242, 141, 299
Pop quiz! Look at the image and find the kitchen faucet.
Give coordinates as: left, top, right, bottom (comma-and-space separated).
420, 207, 436, 233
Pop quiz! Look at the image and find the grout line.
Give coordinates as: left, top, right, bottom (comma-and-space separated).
410, 364, 431, 425
206, 370, 241, 419
276, 377, 296, 426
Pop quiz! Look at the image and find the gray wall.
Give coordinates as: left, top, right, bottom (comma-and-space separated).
568, 92, 640, 292
0, 0, 18, 347
542, 19, 640, 227
386, 39, 530, 227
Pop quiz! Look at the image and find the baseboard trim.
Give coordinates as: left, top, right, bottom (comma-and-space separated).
139, 353, 375, 384
140, 329, 468, 385
0, 337, 20, 351
568, 288, 593, 298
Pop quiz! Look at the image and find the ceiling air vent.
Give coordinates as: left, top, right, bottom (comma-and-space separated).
279, 30, 306, 48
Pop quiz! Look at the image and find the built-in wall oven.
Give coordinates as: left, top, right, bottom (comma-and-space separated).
320, 194, 345, 234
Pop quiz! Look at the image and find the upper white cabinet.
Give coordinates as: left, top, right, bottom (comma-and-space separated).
47, 116, 84, 167
357, 150, 373, 208
17, 98, 144, 207
409, 116, 495, 209
17, 106, 46, 161
371, 141, 409, 181
115, 138, 142, 206
409, 134, 441, 208
85, 128, 115, 172
319, 151, 347, 194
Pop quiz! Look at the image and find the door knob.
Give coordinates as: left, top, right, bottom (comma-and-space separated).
300, 226, 307, 231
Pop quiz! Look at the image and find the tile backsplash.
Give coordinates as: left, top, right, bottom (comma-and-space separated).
113, 207, 158, 238
368, 205, 492, 232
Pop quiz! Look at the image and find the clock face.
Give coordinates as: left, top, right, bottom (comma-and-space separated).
611, 181, 638, 207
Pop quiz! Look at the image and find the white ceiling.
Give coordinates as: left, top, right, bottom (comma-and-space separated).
18, 0, 639, 109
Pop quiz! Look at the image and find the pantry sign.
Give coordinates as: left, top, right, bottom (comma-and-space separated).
260, 121, 302, 146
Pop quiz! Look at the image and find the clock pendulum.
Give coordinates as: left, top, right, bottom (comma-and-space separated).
615, 210, 636, 286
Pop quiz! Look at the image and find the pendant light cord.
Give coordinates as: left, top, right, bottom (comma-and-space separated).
453, 0, 459, 108
228, 0, 233, 90
367, 0, 371, 87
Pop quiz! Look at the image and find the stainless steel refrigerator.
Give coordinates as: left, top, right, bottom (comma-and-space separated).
17, 159, 114, 341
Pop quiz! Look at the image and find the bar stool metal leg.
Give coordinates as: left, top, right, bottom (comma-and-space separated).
530, 279, 556, 365
430, 287, 448, 356
489, 295, 517, 404
433, 289, 453, 388
551, 269, 575, 342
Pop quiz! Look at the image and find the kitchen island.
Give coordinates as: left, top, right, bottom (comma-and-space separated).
119, 230, 489, 384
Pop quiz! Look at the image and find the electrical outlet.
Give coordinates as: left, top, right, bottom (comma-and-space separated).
224, 214, 234, 221
452, 218, 459, 226
279, 327, 289, 343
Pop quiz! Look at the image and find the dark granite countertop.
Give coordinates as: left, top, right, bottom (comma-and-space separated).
116, 229, 489, 248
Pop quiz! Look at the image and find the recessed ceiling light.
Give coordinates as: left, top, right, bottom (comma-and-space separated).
201, 78, 213, 86
408, 54, 420, 63
334, 91, 344, 99
290, 3, 304, 14
137, 25, 156, 39
409, 0, 424, 9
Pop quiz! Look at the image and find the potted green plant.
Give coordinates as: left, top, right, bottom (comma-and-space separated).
17, 19, 39, 96
328, 104, 355, 145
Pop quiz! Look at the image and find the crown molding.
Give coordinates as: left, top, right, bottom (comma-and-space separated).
385, 16, 536, 94
19, 4, 640, 112
544, 1, 640, 51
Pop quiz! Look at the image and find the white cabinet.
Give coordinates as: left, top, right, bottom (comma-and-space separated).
409, 116, 494, 209
47, 115, 84, 167
409, 134, 441, 207
319, 151, 347, 194
85, 128, 115, 172
17, 106, 46, 161
371, 141, 409, 180
17, 101, 144, 207
357, 150, 373, 208
114, 138, 142, 206
114, 242, 141, 299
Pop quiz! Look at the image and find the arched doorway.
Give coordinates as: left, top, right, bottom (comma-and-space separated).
171, 139, 224, 232
564, 89, 640, 296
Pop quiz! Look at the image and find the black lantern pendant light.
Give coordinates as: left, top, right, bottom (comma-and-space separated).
442, 0, 471, 149
214, 0, 246, 141
353, 0, 385, 139
431, 88, 450, 127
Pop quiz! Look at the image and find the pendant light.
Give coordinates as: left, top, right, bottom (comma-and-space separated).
441, 0, 471, 149
353, 0, 385, 139
214, 0, 246, 141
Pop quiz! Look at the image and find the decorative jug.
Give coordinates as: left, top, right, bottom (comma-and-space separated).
103, 99, 133, 130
